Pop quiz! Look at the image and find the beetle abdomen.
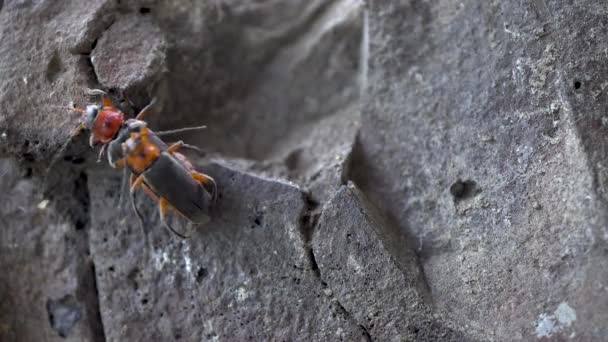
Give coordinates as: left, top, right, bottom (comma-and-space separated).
143, 152, 212, 223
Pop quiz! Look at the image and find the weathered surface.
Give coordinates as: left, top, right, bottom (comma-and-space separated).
1, 0, 608, 341
0, 0, 113, 160
90, 13, 166, 102
0, 159, 103, 341
352, 1, 608, 340
313, 184, 472, 341
88, 163, 367, 341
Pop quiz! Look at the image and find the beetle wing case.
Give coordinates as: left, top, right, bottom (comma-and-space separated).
143, 151, 213, 224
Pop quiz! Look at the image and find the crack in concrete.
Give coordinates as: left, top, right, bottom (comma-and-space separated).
79, 16, 116, 87
88, 261, 107, 342
298, 191, 373, 341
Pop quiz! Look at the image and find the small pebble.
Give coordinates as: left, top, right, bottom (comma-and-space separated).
37, 199, 50, 210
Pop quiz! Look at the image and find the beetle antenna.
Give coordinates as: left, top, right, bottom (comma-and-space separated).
130, 186, 147, 232
155, 125, 207, 136
178, 143, 206, 155
134, 98, 158, 121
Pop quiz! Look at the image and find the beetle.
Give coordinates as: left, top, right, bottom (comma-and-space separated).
117, 123, 217, 238
47, 90, 214, 237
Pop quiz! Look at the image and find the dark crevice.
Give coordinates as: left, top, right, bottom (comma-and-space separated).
298, 191, 373, 340
333, 301, 372, 341
299, 193, 321, 275
89, 262, 108, 342
344, 133, 436, 304
82, 41, 101, 85
76, 17, 116, 86
73, 171, 91, 230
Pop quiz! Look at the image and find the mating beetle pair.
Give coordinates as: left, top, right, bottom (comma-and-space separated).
52, 91, 216, 238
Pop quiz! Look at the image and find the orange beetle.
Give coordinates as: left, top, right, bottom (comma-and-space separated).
117, 124, 217, 238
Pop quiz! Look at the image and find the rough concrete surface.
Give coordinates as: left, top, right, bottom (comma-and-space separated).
0, 0, 606, 341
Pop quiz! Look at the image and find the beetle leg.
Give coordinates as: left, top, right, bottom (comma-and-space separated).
96, 144, 107, 163
169, 142, 204, 154
112, 157, 126, 169
89, 134, 97, 148
117, 166, 128, 209
140, 182, 160, 202
159, 198, 188, 239
130, 174, 146, 229
138, 126, 151, 139
130, 173, 145, 193
165, 140, 185, 153
135, 98, 157, 121
191, 171, 217, 202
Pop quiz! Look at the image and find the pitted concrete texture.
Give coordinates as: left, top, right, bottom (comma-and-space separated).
1, 0, 606, 341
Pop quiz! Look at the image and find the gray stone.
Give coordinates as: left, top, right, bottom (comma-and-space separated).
90, 13, 166, 102
0, 0, 115, 161
313, 184, 472, 341
0, 159, 104, 342
2, 0, 607, 341
87, 162, 367, 341
352, 1, 608, 340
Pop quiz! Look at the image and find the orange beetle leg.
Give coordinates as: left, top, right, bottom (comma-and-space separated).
140, 182, 159, 202
166, 140, 184, 153
191, 171, 217, 202
129, 174, 147, 229
114, 157, 126, 169
159, 198, 188, 239
135, 98, 157, 121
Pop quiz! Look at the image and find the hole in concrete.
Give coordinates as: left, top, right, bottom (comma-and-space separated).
141, 298, 148, 305
574, 80, 581, 90
71, 157, 86, 165
22, 153, 35, 162
139, 7, 151, 14
46, 51, 63, 83
252, 211, 263, 227
196, 267, 208, 283
449, 179, 479, 201
75, 219, 86, 230
285, 149, 303, 171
